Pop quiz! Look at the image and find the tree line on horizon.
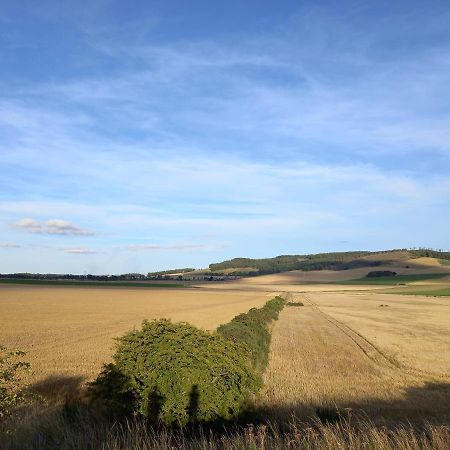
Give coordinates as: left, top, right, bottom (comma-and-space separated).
209, 248, 450, 277
1, 248, 448, 281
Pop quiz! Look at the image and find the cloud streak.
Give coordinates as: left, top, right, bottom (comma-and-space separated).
12, 218, 95, 236
0, 243, 21, 249
58, 247, 99, 254
125, 244, 219, 252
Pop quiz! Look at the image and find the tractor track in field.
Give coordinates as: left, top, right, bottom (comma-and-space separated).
300, 294, 403, 371
296, 293, 449, 381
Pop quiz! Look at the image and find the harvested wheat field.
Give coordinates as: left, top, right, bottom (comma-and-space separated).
0, 286, 270, 382
305, 291, 450, 375
1, 274, 450, 449
258, 291, 450, 426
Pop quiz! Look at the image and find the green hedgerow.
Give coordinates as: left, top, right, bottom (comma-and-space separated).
217, 296, 285, 373
89, 319, 259, 426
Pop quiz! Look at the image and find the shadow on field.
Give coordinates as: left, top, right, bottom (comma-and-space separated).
252, 381, 450, 427
29, 374, 86, 404
26, 376, 202, 420
3, 378, 449, 449
23, 376, 450, 430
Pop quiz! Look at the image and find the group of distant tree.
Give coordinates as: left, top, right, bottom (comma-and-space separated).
409, 248, 450, 260
147, 268, 195, 277
209, 251, 372, 276
209, 251, 383, 276
0, 273, 148, 281
209, 248, 450, 277
0, 271, 236, 283
366, 270, 397, 278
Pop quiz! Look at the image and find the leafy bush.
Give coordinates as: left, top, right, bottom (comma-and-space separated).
90, 319, 258, 426
0, 346, 30, 419
287, 302, 304, 307
367, 270, 397, 278
217, 296, 285, 374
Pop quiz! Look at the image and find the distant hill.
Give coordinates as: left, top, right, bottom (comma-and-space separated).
208, 249, 450, 277
147, 268, 195, 277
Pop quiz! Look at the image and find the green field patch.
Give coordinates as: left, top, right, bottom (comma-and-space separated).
440, 259, 450, 266
335, 273, 449, 285
0, 279, 185, 288
393, 288, 450, 296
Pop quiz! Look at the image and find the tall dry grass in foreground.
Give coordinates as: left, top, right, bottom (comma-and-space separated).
2, 405, 449, 450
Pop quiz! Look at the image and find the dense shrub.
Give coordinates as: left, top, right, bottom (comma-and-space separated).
217, 296, 285, 374
0, 346, 30, 419
89, 319, 258, 426
366, 270, 397, 278
287, 301, 304, 307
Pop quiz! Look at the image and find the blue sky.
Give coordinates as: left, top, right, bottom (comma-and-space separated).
1, 0, 449, 274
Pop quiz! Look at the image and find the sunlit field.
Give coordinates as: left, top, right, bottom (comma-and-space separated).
258, 291, 450, 426
0, 286, 270, 382
1, 260, 450, 449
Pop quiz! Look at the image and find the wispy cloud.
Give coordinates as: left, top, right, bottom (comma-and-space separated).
125, 244, 218, 252
0, 1, 449, 273
11, 218, 42, 234
58, 247, 99, 254
2, 12, 450, 171
12, 218, 95, 236
0, 243, 21, 249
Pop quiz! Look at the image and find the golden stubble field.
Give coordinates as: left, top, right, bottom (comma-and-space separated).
1, 264, 449, 428
0, 286, 271, 382
258, 290, 450, 425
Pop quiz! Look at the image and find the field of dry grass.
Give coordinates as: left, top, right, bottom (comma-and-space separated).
257, 291, 450, 426
306, 291, 450, 375
0, 286, 270, 382
1, 260, 449, 449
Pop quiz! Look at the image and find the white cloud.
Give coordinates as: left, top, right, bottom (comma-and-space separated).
45, 219, 95, 236
12, 218, 95, 236
11, 218, 43, 233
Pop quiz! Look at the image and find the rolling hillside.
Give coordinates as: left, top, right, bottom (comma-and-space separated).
208, 249, 450, 277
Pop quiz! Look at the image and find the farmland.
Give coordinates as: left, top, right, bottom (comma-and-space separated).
336, 273, 450, 285
0, 279, 184, 288
1, 255, 450, 448
395, 287, 450, 296
0, 286, 270, 381
258, 291, 450, 420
